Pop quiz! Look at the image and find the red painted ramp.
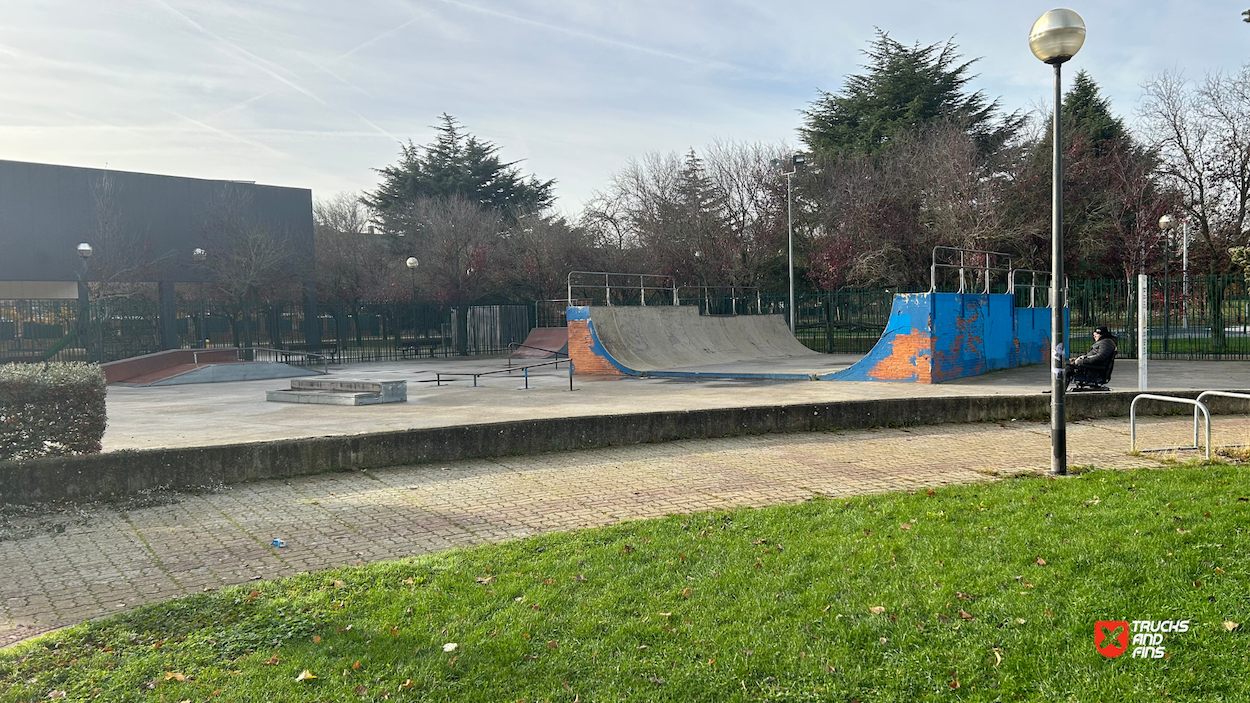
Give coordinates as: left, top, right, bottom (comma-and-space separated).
511, 328, 568, 358
102, 349, 242, 384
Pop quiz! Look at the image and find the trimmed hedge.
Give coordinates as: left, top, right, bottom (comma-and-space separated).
0, 362, 107, 462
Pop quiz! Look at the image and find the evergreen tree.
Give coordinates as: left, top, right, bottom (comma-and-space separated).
364, 114, 555, 231
800, 31, 1020, 157
1062, 70, 1127, 154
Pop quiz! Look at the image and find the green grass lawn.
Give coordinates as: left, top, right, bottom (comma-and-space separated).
2, 465, 1248, 703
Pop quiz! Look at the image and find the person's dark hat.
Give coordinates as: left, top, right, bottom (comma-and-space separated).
1094, 326, 1116, 338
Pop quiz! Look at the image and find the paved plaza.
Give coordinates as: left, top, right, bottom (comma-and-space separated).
103, 357, 1250, 450
5, 411, 1243, 647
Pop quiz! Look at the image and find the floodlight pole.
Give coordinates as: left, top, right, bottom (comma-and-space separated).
1050, 61, 1067, 477
1031, 7, 1086, 477
786, 171, 795, 331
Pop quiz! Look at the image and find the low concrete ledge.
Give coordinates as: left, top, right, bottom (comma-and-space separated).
2, 390, 1243, 505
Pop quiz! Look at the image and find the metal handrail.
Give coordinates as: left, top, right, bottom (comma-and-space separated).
676, 285, 762, 315
930, 246, 1012, 294
1008, 269, 1070, 308
1130, 394, 1210, 460
1194, 391, 1250, 450
567, 271, 678, 307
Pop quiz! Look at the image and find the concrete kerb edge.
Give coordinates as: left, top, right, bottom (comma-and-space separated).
0, 390, 1240, 505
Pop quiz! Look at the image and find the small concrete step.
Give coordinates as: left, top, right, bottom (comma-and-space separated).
267, 379, 407, 406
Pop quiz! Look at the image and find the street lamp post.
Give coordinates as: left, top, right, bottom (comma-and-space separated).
771, 154, 806, 331
192, 248, 207, 348
1030, 8, 1086, 477
76, 243, 93, 361
1159, 215, 1176, 353
406, 257, 419, 351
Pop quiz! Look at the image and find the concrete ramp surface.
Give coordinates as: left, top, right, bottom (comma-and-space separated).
568, 305, 829, 379
822, 292, 1060, 383
102, 348, 319, 386
510, 327, 568, 358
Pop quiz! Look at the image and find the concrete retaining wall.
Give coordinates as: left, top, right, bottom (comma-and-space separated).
0, 390, 1236, 505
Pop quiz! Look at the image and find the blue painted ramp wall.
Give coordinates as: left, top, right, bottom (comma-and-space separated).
822, 292, 1067, 383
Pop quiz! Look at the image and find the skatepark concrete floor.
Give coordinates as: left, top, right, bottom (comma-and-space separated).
102, 355, 1250, 451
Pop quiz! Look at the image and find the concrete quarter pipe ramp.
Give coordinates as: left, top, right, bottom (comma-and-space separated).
567, 305, 835, 380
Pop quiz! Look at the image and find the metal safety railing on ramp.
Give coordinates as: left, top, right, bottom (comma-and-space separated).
1130, 394, 1211, 461
930, 247, 1012, 294
567, 272, 678, 307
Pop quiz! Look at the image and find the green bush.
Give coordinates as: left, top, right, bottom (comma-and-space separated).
0, 362, 107, 462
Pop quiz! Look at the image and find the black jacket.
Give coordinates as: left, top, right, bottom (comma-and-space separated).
1076, 337, 1117, 369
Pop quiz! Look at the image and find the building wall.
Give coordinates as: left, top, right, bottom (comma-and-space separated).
0, 159, 313, 284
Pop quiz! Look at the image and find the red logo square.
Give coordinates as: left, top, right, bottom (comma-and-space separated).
1095, 620, 1129, 658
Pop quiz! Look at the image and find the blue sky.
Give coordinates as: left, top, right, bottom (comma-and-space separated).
0, 1, 1246, 214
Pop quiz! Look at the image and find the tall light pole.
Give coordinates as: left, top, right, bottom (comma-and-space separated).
1030, 8, 1086, 477
772, 154, 805, 331
1159, 215, 1176, 353
193, 247, 207, 348
406, 257, 419, 348
76, 243, 93, 361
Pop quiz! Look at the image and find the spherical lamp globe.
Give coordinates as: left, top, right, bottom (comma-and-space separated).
1029, 8, 1086, 64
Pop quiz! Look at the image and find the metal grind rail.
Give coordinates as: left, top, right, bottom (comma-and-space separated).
1130, 394, 1211, 461
436, 357, 571, 388
506, 342, 569, 368
248, 347, 331, 374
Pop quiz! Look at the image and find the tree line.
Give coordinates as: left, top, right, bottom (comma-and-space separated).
314, 31, 1250, 307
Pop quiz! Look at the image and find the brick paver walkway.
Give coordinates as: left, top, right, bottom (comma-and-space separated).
3, 414, 1239, 647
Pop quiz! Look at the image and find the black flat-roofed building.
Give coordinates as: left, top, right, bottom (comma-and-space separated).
0, 159, 318, 351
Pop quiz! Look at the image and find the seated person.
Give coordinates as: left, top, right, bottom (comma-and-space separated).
1066, 326, 1117, 386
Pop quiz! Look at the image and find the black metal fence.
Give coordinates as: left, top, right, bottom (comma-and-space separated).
5, 275, 1250, 365
0, 296, 534, 365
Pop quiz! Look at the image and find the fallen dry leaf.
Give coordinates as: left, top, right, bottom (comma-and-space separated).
1224, 621, 1240, 632
353, 685, 368, 695
956, 592, 974, 602
547, 640, 559, 648
900, 523, 911, 531
262, 656, 279, 666
312, 636, 322, 643
333, 580, 346, 588
475, 576, 495, 585
402, 578, 415, 585
937, 613, 952, 623
164, 672, 186, 682
400, 679, 414, 689
1035, 558, 1047, 566
681, 587, 693, 599
47, 693, 66, 700
442, 642, 458, 652
574, 573, 587, 582
868, 606, 886, 615
352, 661, 362, 670
958, 609, 974, 620
296, 670, 316, 681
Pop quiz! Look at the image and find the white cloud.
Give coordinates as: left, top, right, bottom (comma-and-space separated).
0, 0, 1246, 212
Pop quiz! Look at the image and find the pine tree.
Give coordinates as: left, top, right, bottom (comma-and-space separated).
800, 31, 1019, 157
1062, 71, 1127, 154
364, 114, 555, 231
